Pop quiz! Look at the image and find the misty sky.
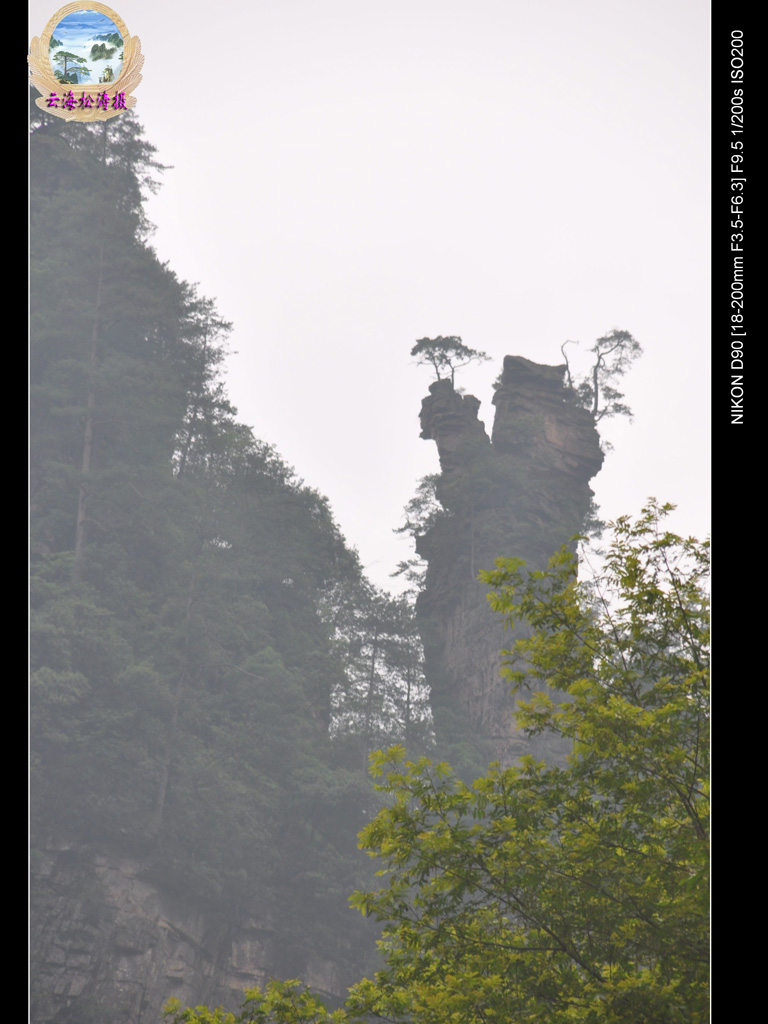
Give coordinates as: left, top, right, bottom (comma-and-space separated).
29, 0, 710, 592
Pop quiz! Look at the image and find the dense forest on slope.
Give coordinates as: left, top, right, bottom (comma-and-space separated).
30, 101, 432, 1022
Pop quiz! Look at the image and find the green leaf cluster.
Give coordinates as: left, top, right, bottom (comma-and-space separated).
164, 980, 349, 1023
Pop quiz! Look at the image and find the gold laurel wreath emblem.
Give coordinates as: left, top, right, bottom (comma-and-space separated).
29, 2, 143, 122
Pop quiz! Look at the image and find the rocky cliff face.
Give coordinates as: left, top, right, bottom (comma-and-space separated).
416, 356, 603, 767
30, 842, 349, 1024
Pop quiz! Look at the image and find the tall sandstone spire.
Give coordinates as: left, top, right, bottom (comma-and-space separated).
416, 356, 604, 768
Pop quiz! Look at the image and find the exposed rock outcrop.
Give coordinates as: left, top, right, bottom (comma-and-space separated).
416, 356, 603, 768
30, 843, 351, 1024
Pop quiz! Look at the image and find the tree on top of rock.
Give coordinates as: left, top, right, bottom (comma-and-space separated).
562, 328, 643, 422
411, 336, 490, 386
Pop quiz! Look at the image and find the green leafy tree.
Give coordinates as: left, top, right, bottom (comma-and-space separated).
351, 503, 708, 1023
410, 336, 490, 385
168, 502, 709, 1023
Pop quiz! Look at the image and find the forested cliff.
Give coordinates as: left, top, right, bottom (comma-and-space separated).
31, 105, 609, 1023
30, 105, 429, 1023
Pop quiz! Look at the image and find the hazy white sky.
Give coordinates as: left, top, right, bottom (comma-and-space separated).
30, 0, 710, 592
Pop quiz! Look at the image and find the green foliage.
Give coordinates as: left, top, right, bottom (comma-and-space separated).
175, 503, 708, 1022
394, 474, 445, 543
410, 336, 490, 385
164, 980, 347, 1023
351, 502, 708, 1023
562, 329, 643, 422
329, 586, 433, 764
52, 50, 91, 83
